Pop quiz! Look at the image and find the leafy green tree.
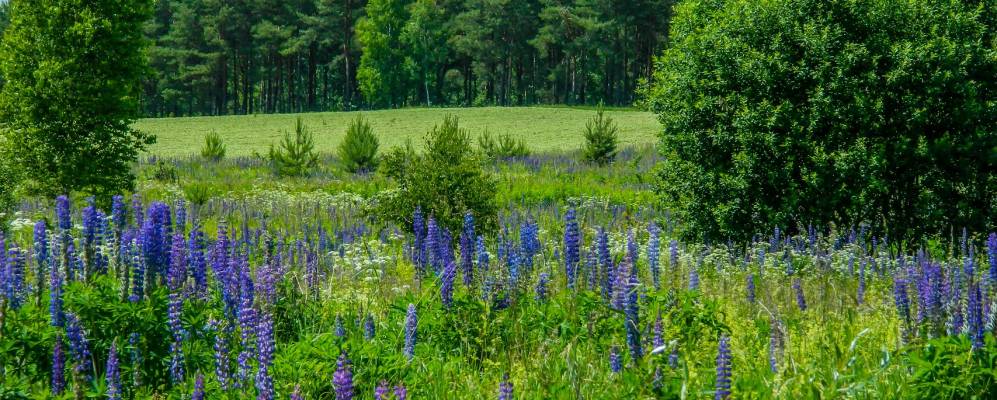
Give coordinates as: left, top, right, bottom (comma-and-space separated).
378, 115, 497, 234
582, 105, 618, 165
357, 0, 413, 107
0, 0, 156, 200
268, 118, 320, 177
643, 0, 996, 242
338, 115, 380, 173
402, 0, 451, 106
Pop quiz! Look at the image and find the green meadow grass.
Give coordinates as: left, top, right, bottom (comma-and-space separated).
134, 106, 661, 157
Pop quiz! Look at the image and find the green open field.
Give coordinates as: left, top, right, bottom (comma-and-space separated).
134, 106, 661, 157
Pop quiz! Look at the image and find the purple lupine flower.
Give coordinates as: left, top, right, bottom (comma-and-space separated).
175, 199, 187, 234
476, 236, 489, 275
257, 311, 276, 400
291, 385, 304, 400
597, 228, 611, 299
34, 219, 49, 284
210, 319, 230, 390
968, 281, 984, 350
50, 255, 64, 327
498, 373, 513, 400
131, 194, 143, 227
612, 260, 629, 310
460, 211, 475, 286
192, 373, 205, 400
768, 319, 781, 373
52, 334, 65, 395
404, 304, 417, 361
335, 315, 346, 337
648, 223, 661, 291
374, 381, 391, 400
653, 312, 663, 348
563, 208, 580, 289
988, 233, 997, 289
424, 216, 439, 274
668, 347, 679, 369
857, 260, 866, 305
626, 229, 638, 267
129, 333, 142, 387
111, 195, 126, 232
746, 274, 755, 304
893, 276, 911, 325
441, 259, 456, 308
65, 313, 91, 376
364, 314, 376, 340
715, 335, 732, 400
106, 341, 121, 400
237, 262, 256, 386
793, 278, 807, 311
625, 274, 642, 363
333, 352, 354, 400
413, 207, 425, 267
189, 227, 207, 299
394, 385, 407, 400
169, 338, 185, 384
689, 264, 700, 291
609, 345, 622, 373
669, 239, 679, 273
55, 195, 72, 231
535, 273, 549, 302
4, 247, 26, 309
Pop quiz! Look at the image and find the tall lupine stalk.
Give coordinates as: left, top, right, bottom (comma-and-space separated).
106, 341, 121, 400
167, 233, 187, 384
968, 280, 984, 350
441, 260, 456, 309
141, 202, 172, 287
669, 239, 680, 286
189, 226, 207, 299
237, 260, 256, 388
476, 236, 489, 277
50, 253, 64, 327
65, 313, 91, 399
128, 235, 145, 302
424, 216, 439, 275
857, 259, 866, 305
768, 318, 782, 373
80, 197, 99, 280
563, 208, 580, 289
609, 345, 622, 373
412, 208, 425, 275
404, 304, 417, 361
128, 333, 142, 387
746, 274, 756, 304
535, 273, 549, 302
894, 275, 911, 340
793, 278, 807, 312
52, 334, 65, 395
333, 352, 354, 400
460, 212, 475, 286
498, 373, 514, 400
256, 311, 276, 400
648, 223, 661, 291
715, 335, 732, 400
210, 319, 231, 390
111, 196, 127, 299
988, 233, 997, 294
624, 274, 642, 363
192, 373, 205, 400
33, 220, 49, 307
4, 246, 26, 310
521, 218, 540, 272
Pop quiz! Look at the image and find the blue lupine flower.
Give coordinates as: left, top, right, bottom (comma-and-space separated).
968, 281, 984, 350
857, 260, 866, 305
129, 333, 142, 387
210, 319, 230, 390
52, 334, 65, 395
793, 278, 806, 311
394, 385, 407, 400
746, 274, 755, 304
535, 273, 549, 302
364, 314, 376, 340
291, 385, 303, 400
609, 345, 622, 373
375, 381, 391, 400
55, 196, 72, 231
648, 223, 661, 291
425, 216, 439, 274
625, 275, 642, 363
404, 304, 417, 361
106, 341, 121, 400
715, 335, 731, 399
988, 233, 997, 288
189, 227, 207, 298
460, 212, 476, 286
257, 311, 276, 400
563, 208, 580, 289
476, 236, 489, 275
335, 315, 346, 337
441, 259, 456, 308
768, 319, 781, 373
498, 373, 513, 400
192, 373, 205, 400
333, 352, 354, 400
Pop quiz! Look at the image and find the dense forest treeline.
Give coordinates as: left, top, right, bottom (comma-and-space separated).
0, 0, 674, 116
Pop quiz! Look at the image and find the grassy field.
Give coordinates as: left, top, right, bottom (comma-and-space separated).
134, 106, 661, 157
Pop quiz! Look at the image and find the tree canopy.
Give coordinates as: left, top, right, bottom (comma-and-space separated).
643, 0, 996, 243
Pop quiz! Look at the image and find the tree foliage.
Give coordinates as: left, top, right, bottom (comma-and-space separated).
378, 115, 497, 234
643, 0, 997, 242
200, 130, 226, 161
0, 0, 155, 200
338, 115, 380, 173
582, 106, 618, 165
268, 118, 320, 177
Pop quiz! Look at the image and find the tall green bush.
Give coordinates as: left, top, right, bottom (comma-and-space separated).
338, 115, 380, 173
582, 106, 619, 165
478, 130, 530, 160
642, 0, 996, 242
201, 130, 226, 161
377, 115, 497, 234
268, 118, 319, 177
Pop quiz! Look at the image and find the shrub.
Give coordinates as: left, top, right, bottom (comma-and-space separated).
338, 115, 380, 173
200, 130, 226, 161
582, 106, 618, 165
642, 0, 997, 242
478, 130, 530, 160
268, 118, 319, 177
376, 115, 497, 234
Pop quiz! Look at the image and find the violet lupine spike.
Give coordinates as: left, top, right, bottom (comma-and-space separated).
476, 236, 489, 275
52, 335, 65, 395
65, 313, 91, 376
689, 264, 700, 291
209, 319, 230, 390
563, 208, 580, 289
857, 260, 866, 306
625, 275, 642, 363
129, 237, 145, 302
648, 223, 661, 291
256, 311, 276, 400
393, 385, 407, 400
597, 228, 611, 299
129, 333, 142, 387
131, 194, 143, 227
535, 273, 549, 302
968, 281, 984, 350
55, 195, 72, 231
50, 257, 64, 327
768, 319, 781, 373
988, 233, 997, 291
175, 199, 187, 234
498, 373, 514, 400
746, 274, 756, 304
291, 385, 304, 400
34, 219, 49, 291
169, 338, 185, 384
106, 341, 121, 400
715, 335, 732, 400
374, 381, 391, 400
333, 352, 354, 400
653, 312, 664, 348
460, 211, 475, 286
237, 264, 257, 387
404, 304, 417, 361
441, 259, 456, 308
192, 372, 205, 400
669, 347, 679, 369
335, 315, 346, 337
364, 314, 376, 340
893, 276, 911, 325
626, 229, 638, 267
609, 345, 622, 373
793, 278, 807, 312
189, 227, 207, 299
424, 216, 439, 274
611, 260, 629, 310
